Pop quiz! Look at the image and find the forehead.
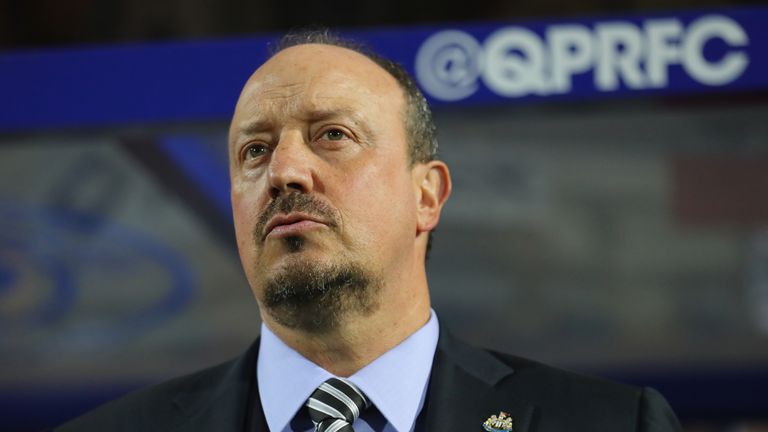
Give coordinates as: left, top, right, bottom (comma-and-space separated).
230, 44, 404, 139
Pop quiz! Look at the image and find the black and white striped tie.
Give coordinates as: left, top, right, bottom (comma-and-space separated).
305, 377, 371, 432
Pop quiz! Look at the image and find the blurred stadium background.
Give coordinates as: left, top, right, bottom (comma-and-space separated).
1, 0, 767, 430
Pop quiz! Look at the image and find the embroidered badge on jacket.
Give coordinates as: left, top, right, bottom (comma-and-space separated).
482, 411, 513, 431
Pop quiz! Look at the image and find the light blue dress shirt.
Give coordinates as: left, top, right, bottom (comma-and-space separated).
257, 310, 440, 432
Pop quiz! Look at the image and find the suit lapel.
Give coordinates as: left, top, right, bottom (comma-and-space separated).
171, 338, 269, 432
423, 330, 537, 432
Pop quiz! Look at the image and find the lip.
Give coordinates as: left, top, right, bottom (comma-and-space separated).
263, 213, 330, 239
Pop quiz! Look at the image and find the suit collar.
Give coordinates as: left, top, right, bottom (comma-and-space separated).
436, 330, 514, 386
423, 328, 537, 432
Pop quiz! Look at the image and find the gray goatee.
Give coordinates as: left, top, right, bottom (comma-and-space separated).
263, 260, 380, 333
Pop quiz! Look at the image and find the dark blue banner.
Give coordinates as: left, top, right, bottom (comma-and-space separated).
1, 7, 766, 132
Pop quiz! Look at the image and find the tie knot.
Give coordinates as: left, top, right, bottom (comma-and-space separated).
306, 377, 370, 432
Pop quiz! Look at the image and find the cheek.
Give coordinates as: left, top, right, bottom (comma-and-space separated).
342, 165, 417, 241
231, 189, 267, 289
231, 188, 262, 251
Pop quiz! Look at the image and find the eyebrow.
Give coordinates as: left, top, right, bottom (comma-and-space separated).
236, 107, 377, 142
237, 119, 273, 138
303, 108, 370, 132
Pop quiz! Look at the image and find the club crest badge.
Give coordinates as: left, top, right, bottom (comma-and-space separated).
482, 411, 513, 431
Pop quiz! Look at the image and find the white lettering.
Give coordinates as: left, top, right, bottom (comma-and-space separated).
415, 30, 483, 101
645, 18, 684, 87
682, 15, 749, 86
414, 14, 751, 101
548, 24, 594, 93
483, 27, 549, 97
594, 22, 647, 91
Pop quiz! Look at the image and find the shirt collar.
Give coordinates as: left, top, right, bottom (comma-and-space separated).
257, 311, 440, 432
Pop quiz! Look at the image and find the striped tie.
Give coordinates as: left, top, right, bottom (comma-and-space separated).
305, 377, 370, 432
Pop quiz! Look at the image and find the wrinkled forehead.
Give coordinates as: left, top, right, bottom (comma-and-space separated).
236, 69, 378, 119
252, 43, 397, 93
229, 44, 404, 142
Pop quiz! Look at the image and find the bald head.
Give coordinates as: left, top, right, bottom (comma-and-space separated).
240, 33, 438, 165
230, 44, 407, 154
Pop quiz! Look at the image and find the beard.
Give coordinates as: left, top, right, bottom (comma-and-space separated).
262, 257, 381, 334
254, 191, 380, 333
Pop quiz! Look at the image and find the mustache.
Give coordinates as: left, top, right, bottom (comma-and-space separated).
254, 193, 338, 241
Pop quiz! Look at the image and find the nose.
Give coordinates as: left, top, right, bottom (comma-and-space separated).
267, 131, 315, 199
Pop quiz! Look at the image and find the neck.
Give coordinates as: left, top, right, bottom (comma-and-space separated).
263, 277, 431, 377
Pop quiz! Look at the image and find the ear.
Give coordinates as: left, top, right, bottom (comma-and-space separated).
413, 160, 452, 234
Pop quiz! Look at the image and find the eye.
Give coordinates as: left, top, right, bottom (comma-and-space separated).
244, 143, 270, 160
321, 129, 349, 141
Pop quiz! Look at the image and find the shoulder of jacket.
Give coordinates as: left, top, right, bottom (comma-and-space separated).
489, 349, 641, 398
486, 350, 648, 430
56, 355, 244, 431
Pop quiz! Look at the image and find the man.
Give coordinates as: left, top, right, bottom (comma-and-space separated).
58, 31, 681, 432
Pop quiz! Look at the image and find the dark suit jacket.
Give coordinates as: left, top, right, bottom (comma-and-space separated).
57, 331, 681, 431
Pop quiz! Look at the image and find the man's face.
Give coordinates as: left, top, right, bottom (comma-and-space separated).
229, 44, 421, 329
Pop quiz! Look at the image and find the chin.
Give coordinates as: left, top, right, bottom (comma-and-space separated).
259, 252, 382, 334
